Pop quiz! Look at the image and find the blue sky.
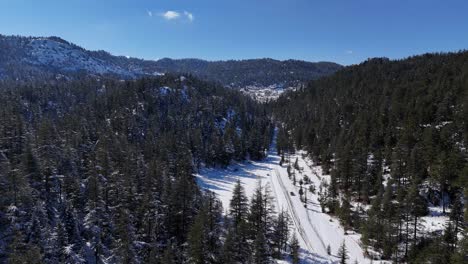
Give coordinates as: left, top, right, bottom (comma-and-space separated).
1, 0, 467, 65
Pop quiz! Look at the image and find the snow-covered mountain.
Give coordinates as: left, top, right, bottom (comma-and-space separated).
0, 34, 342, 100
0, 35, 145, 79
25, 38, 139, 77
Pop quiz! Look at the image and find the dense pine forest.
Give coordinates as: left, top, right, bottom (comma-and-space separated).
0, 75, 300, 263
273, 52, 468, 263
1, 50, 467, 264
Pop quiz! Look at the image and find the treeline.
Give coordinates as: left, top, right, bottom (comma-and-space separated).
154, 58, 342, 87
273, 52, 468, 263
0, 35, 341, 86
188, 180, 297, 264
0, 75, 274, 263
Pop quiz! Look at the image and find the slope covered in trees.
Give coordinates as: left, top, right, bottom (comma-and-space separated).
0, 34, 342, 87
273, 52, 468, 263
153, 58, 342, 88
1, 38, 467, 263
0, 74, 281, 263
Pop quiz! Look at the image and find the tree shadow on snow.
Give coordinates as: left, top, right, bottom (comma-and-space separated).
300, 248, 335, 264
196, 161, 273, 192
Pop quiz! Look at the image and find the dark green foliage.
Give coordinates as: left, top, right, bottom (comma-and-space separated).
290, 233, 300, 264
0, 75, 273, 262
274, 52, 467, 195
7, 230, 43, 264
223, 181, 291, 263
338, 195, 352, 231
229, 179, 249, 226
338, 241, 349, 264
273, 52, 468, 262
222, 220, 251, 264
450, 234, 468, 264
154, 58, 342, 88
252, 230, 270, 264
188, 192, 223, 264
0, 34, 342, 87
272, 209, 290, 258
224, 180, 251, 263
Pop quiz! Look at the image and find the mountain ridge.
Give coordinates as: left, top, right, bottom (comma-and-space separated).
0, 34, 342, 88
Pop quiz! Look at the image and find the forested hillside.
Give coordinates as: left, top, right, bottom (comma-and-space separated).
273, 52, 468, 263
1, 35, 467, 263
153, 58, 342, 87
0, 75, 297, 263
0, 35, 341, 88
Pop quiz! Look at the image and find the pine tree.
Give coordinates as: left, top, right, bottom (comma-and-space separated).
248, 182, 277, 262
443, 222, 458, 254
450, 233, 468, 264
304, 189, 308, 207
161, 244, 175, 264
229, 179, 249, 227
188, 210, 206, 264
290, 233, 300, 264
272, 209, 290, 258
252, 230, 270, 264
8, 230, 43, 264
249, 182, 265, 236
317, 181, 328, 213
448, 193, 464, 249
337, 241, 349, 264
204, 192, 224, 263
223, 221, 250, 264
339, 195, 352, 231
225, 181, 251, 263
406, 182, 428, 248
188, 191, 223, 264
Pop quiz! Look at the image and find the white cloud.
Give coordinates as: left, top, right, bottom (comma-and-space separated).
345, 50, 353, 54
158, 10, 194, 22
184, 11, 194, 22
161, 10, 180, 20
147, 10, 153, 17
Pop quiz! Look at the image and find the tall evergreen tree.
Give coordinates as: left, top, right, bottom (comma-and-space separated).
337, 241, 349, 264
229, 179, 249, 227
290, 233, 300, 264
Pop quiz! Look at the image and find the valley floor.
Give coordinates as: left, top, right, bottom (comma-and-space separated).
196, 135, 371, 264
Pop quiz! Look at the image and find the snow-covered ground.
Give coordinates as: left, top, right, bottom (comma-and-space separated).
421, 206, 450, 234
196, 134, 372, 263
239, 83, 297, 102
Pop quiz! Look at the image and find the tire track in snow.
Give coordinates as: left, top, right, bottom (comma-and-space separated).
301, 154, 370, 263
272, 168, 319, 256
302, 200, 328, 252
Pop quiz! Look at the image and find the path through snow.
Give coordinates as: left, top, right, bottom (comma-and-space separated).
196, 133, 371, 263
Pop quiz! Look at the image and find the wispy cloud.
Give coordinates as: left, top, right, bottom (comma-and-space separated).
161, 10, 181, 20
147, 10, 153, 17
345, 50, 353, 54
184, 11, 194, 22
157, 10, 194, 22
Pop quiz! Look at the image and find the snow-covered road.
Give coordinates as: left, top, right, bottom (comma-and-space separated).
196, 134, 371, 263
272, 167, 327, 255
